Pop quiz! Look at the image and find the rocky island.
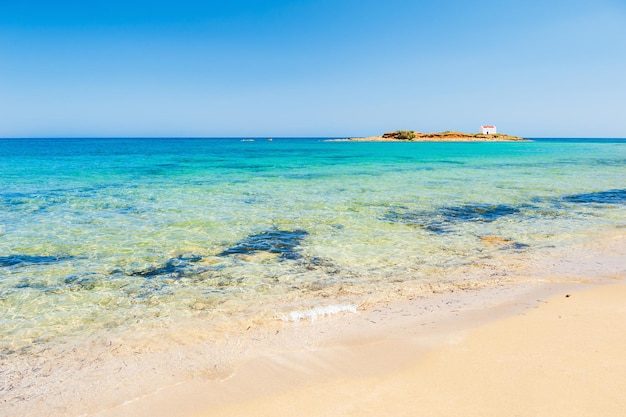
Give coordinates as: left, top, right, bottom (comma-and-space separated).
348, 130, 527, 142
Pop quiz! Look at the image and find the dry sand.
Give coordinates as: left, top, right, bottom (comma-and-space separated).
94, 279, 626, 417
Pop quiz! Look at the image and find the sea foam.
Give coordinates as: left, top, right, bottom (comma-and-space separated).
278, 304, 358, 322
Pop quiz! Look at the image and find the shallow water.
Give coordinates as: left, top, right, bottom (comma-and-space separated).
1, 138, 625, 355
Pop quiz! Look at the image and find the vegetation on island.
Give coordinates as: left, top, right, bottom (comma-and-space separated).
386, 130, 416, 140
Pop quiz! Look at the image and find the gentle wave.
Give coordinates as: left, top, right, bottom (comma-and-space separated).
277, 304, 358, 322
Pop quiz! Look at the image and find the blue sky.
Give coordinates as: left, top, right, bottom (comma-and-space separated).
1, 0, 625, 137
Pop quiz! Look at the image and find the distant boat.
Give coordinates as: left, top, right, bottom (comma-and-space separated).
241, 139, 255, 142
268, 138, 273, 142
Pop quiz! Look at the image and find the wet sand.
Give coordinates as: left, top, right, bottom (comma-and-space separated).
184, 282, 624, 417
91, 234, 626, 417
94, 284, 626, 417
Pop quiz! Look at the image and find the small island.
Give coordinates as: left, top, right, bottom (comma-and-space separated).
348, 130, 528, 142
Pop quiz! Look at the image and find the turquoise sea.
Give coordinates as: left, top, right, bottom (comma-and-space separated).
1, 138, 625, 356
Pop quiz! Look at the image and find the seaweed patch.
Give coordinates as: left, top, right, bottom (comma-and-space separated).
218, 229, 309, 260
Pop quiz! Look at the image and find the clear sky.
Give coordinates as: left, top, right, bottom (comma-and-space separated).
1, 0, 625, 138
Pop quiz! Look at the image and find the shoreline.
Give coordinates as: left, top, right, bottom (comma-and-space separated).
10, 229, 619, 417
94, 281, 626, 417
175, 281, 624, 417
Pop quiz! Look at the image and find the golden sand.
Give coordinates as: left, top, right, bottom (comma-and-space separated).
93, 279, 626, 417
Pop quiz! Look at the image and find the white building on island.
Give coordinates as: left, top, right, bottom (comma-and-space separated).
481, 125, 497, 135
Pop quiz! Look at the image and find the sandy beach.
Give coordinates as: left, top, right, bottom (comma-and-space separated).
90, 233, 626, 417
94, 285, 626, 417
193, 282, 625, 417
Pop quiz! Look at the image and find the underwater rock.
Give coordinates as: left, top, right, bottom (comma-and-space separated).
381, 210, 447, 233
218, 229, 309, 260
480, 235, 514, 245
383, 204, 521, 233
480, 235, 529, 250
63, 275, 100, 291
0, 254, 72, 267
438, 204, 520, 222
301, 256, 342, 275
127, 254, 203, 278
563, 189, 626, 204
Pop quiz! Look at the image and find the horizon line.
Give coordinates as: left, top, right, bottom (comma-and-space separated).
2, 136, 626, 140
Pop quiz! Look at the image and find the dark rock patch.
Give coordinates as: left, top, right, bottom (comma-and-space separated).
218, 229, 309, 260
383, 204, 521, 233
127, 254, 204, 278
480, 235, 529, 250
563, 189, 626, 205
381, 210, 448, 233
0, 254, 72, 268
438, 204, 521, 222
63, 275, 100, 291
301, 256, 342, 275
